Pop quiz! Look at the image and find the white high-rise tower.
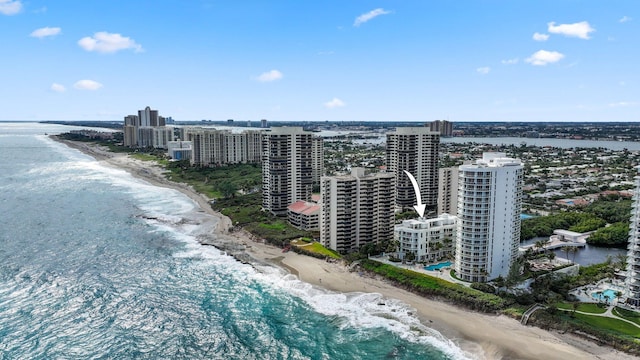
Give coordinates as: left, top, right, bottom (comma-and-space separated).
454, 153, 523, 282
624, 167, 640, 306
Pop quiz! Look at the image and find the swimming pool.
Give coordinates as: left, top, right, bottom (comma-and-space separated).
424, 261, 452, 271
591, 289, 618, 302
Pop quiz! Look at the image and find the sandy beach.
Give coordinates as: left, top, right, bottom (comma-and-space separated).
56, 138, 635, 360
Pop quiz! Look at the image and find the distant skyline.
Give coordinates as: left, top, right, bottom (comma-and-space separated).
0, 1, 637, 122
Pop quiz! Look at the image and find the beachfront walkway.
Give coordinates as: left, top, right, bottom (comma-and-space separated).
558, 305, 640, 329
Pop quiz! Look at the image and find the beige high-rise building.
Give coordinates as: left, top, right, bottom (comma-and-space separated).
438, 167, 459, 216
122, 107, 171, 149
262, 127, 316, 216
320, 168, 395, 254
454, 153, 523, 282
386, 127, 440, 215
183, 127, 263, 166
311, 137, 324, 188
427, 120, 453, 137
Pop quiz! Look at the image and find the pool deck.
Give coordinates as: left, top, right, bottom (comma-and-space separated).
570, 278, 625, 304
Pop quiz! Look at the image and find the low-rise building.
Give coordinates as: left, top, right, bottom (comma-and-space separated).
287, 200, 320, 231
167, 141, 193, 161
395, 214, 457, 262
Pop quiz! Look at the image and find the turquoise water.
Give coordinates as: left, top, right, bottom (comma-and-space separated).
520, 214, 535, 220
424, 262, 453, 271
591, 289, 617, 302
0, 123, 469, 359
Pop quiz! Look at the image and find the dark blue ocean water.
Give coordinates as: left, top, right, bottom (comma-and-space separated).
0, 123, 470, 360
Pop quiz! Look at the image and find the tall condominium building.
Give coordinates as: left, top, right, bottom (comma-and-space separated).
454, 153, 523, 282
262, 127, 316, 216
123, 106, 171, 149
427, 120, 453, 137
396, 213, 457, 263
138, 106, 165, 127
438, 167, 459, 216
320, 168, 395, 254
183, 127, 263, 166
386, 127, 440, 215
311, 137, 324, 188
625, 167, 640, 307
123, 115, 139, 147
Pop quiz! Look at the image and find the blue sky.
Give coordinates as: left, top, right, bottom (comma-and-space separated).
0, 1, 637, 122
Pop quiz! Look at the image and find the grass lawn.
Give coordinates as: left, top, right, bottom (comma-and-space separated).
571, 312, 640, 338
613, 307, 640, 326
259, 222, 287, 231
557, 302, 607, 314
292, 241, 341, 259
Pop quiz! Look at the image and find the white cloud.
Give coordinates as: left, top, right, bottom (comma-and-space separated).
30, 27, 61, 38
0, 0, 22, 15
525, 50, 565, 66
354, 8, 391, 27
501, 58, 519, 65
547, 21, 595, 39
476, 67, 490, 75
609, 101, 636, 107
619, 16, 631, 23
256, 70, 283, 82
78, 32, 143, 53
324, 98, 346, 109
74, 80, 103, 90
532, 32, 549, 41
50, 83, 66, 92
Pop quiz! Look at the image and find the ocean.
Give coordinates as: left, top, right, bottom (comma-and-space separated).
0, 123, 470, 359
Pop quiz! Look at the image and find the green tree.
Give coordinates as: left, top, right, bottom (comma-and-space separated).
218, 181, 237, 199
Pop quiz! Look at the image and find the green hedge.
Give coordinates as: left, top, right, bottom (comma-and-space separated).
360, 260, 508, 312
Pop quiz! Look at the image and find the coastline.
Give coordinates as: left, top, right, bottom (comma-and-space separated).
54, 137, 635, 360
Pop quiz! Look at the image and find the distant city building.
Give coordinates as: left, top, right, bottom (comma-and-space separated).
227, 119, 234, 125
123, 106, 172, 149
387, 127, 440, 215
427, 120, 453, 137
625, 167, 640, 307
287, 200, 320, 231
454, 152, 523, 282
262, 127, 316, 216
261, 119, 268, 128
395, 214, 457, 262
167, 141, 193, 161
320, 168, 395, 254
182, 127, 262, 166
438, 167, 459, 216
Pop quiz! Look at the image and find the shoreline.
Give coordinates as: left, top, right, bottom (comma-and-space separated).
54, 137, 636, 360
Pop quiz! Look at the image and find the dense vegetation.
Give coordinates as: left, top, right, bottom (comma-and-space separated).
166, 160, 262, 199
587, 222, 630, 247
211, 193, 315, 247
520, 196, 633, 246
520, 212, 605, 241
359, 260, 508, 312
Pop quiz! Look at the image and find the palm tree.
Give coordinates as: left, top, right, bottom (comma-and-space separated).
561, 246, 571, 262
569, 246, 579, 263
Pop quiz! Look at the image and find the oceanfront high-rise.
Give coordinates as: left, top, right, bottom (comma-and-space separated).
123, 106, 172, 149
454, 153, 523, 282
386, 127, 440, 215
320, 168, 395, 254
438, 166, 459, 216
625, 167, 640, 307
262, 127, 318, 216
